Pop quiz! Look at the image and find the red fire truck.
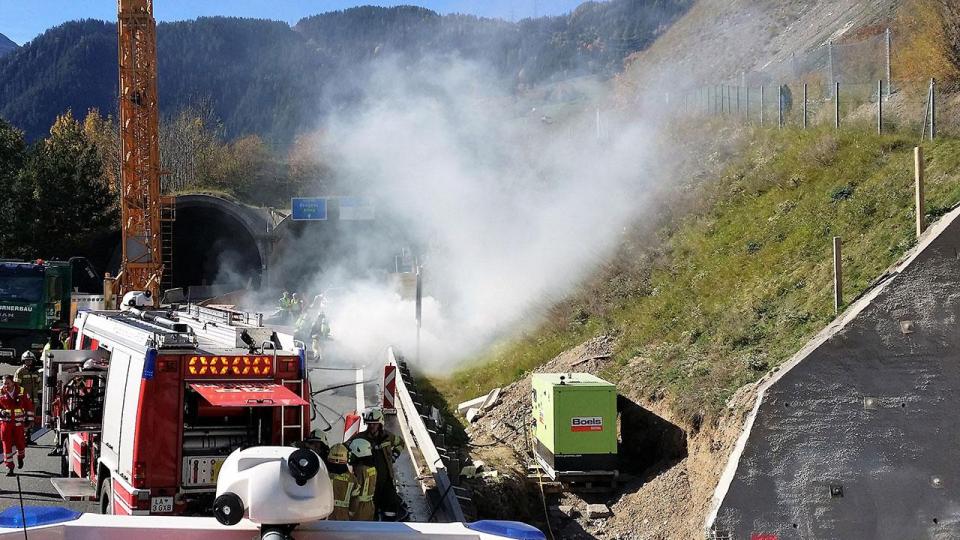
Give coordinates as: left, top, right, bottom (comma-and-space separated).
44, 303, 311, 516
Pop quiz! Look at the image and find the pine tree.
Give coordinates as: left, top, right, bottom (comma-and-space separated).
0, 119, 31, 258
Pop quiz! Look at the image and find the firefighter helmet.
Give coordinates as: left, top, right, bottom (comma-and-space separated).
20, 351, 35, 363
306, 429, 328, 446
328, 443, 349, 465
348, 438, 373, 459
361, 406, 384, 425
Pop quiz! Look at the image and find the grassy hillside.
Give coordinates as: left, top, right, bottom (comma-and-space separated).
435, 124, 960, 426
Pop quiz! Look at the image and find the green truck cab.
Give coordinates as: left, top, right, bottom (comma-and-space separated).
0, 260, 73, 363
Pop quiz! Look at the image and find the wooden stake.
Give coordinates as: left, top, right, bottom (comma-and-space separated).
833, 237, 842, 314
778, 84, 783, 129
835, 82, 840, 129
877, 80, 883, 134
915, 146, 926, 238
803, 83, 808, 129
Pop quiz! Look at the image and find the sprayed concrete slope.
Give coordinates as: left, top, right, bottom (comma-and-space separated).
708, 204, 960, 539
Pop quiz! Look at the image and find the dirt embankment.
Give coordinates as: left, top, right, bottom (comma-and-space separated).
462, 336, 759, 540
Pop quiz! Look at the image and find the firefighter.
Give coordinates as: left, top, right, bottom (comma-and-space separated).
326, 443, 357, 521
290, 293, 304, 319
13, 352, 41, 441
0, 374, 34, 476
296, 429, 330, 463
348, 438, 377, 521
14, 352, 40, 404
355, 406, 404, 521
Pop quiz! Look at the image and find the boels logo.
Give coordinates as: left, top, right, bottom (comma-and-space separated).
570, 416, 603, 432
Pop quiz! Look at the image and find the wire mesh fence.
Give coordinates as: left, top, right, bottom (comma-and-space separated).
671, 28, 960, 142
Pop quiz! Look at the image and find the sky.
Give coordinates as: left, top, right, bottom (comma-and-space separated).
0, 0, 589, 45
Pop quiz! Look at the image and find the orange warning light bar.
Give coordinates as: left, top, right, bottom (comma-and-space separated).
187, 356, 273, 377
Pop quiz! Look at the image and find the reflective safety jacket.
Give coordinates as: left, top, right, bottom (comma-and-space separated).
329, 471, 357, 521
13, 367, 40, 401
0, 390, 34, 426
349, 464, 377, 521
358, 428, 405, 486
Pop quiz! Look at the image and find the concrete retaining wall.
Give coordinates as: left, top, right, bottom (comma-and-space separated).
709, 205, 960, 539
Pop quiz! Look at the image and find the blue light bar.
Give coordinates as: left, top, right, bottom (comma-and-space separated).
143, 347, 158, 379
466, 521, 546, 540
0, 506, 81, 528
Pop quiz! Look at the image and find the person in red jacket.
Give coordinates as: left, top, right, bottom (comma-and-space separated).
0, 375, 33, 476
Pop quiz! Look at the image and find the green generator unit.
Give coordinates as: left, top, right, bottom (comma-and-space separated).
531, 373, 617, 477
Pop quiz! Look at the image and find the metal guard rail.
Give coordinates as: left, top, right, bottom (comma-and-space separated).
386, 347, 466, 523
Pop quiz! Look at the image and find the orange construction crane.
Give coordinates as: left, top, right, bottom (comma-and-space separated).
116, 0, 173, 301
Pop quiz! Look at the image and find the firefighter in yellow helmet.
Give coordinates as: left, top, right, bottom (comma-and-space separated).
348, 437, 377, 521
326, 443, 357, 521
355, 406, 404, 521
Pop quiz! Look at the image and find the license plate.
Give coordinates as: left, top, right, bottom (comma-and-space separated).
150, 496, 173, 513
0, 349, 13, 358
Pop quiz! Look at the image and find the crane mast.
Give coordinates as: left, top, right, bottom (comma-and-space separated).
117, 0, 171, 300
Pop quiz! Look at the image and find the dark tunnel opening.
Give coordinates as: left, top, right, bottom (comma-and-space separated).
171, 205, 262, 293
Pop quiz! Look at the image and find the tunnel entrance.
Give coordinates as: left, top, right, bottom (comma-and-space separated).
171, 204, 262, 293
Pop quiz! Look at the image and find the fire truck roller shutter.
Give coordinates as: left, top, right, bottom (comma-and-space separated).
188, 383, 308, 408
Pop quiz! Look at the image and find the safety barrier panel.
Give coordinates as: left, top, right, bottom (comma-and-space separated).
382, 364, 397, 413
386, 347, 468, 523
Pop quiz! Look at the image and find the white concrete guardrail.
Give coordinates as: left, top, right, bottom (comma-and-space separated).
385, 347, 467, 523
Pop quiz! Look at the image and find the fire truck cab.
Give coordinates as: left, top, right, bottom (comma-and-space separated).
45, 304, 311, 516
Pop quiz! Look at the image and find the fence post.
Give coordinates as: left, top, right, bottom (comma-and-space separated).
915, 146, 926, 238
736, 85, 740, 115
760, 85, 764, 126
885, 28, 892, 98
877, 80, 883, 134
745, 85, 750, 121
835, 82, 840, 129
930, 78, 936, 140
727, 85, 732, 115
833, 236, 842, 314
803, 83, 808, 129
778, 84, 783, 129
828, 41, 834, 94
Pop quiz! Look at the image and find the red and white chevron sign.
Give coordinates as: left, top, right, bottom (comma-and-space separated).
343, 411, 361, 441
382, 364, 397, 413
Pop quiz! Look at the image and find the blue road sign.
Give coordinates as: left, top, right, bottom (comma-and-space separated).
291, 198, 327, 221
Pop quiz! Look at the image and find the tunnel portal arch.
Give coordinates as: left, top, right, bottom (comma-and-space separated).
171, 195, 271, 292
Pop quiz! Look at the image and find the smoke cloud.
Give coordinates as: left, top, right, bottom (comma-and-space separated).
297, 54, 663, 373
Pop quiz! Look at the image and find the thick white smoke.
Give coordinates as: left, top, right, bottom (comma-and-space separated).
313, 55, 661, 373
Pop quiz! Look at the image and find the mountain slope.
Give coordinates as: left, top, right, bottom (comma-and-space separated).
0, 0, 692, 143
0, 33, 16, 57
620, 0, 900, 88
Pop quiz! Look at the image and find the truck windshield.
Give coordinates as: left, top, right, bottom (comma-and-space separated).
0, 277, 44, 303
